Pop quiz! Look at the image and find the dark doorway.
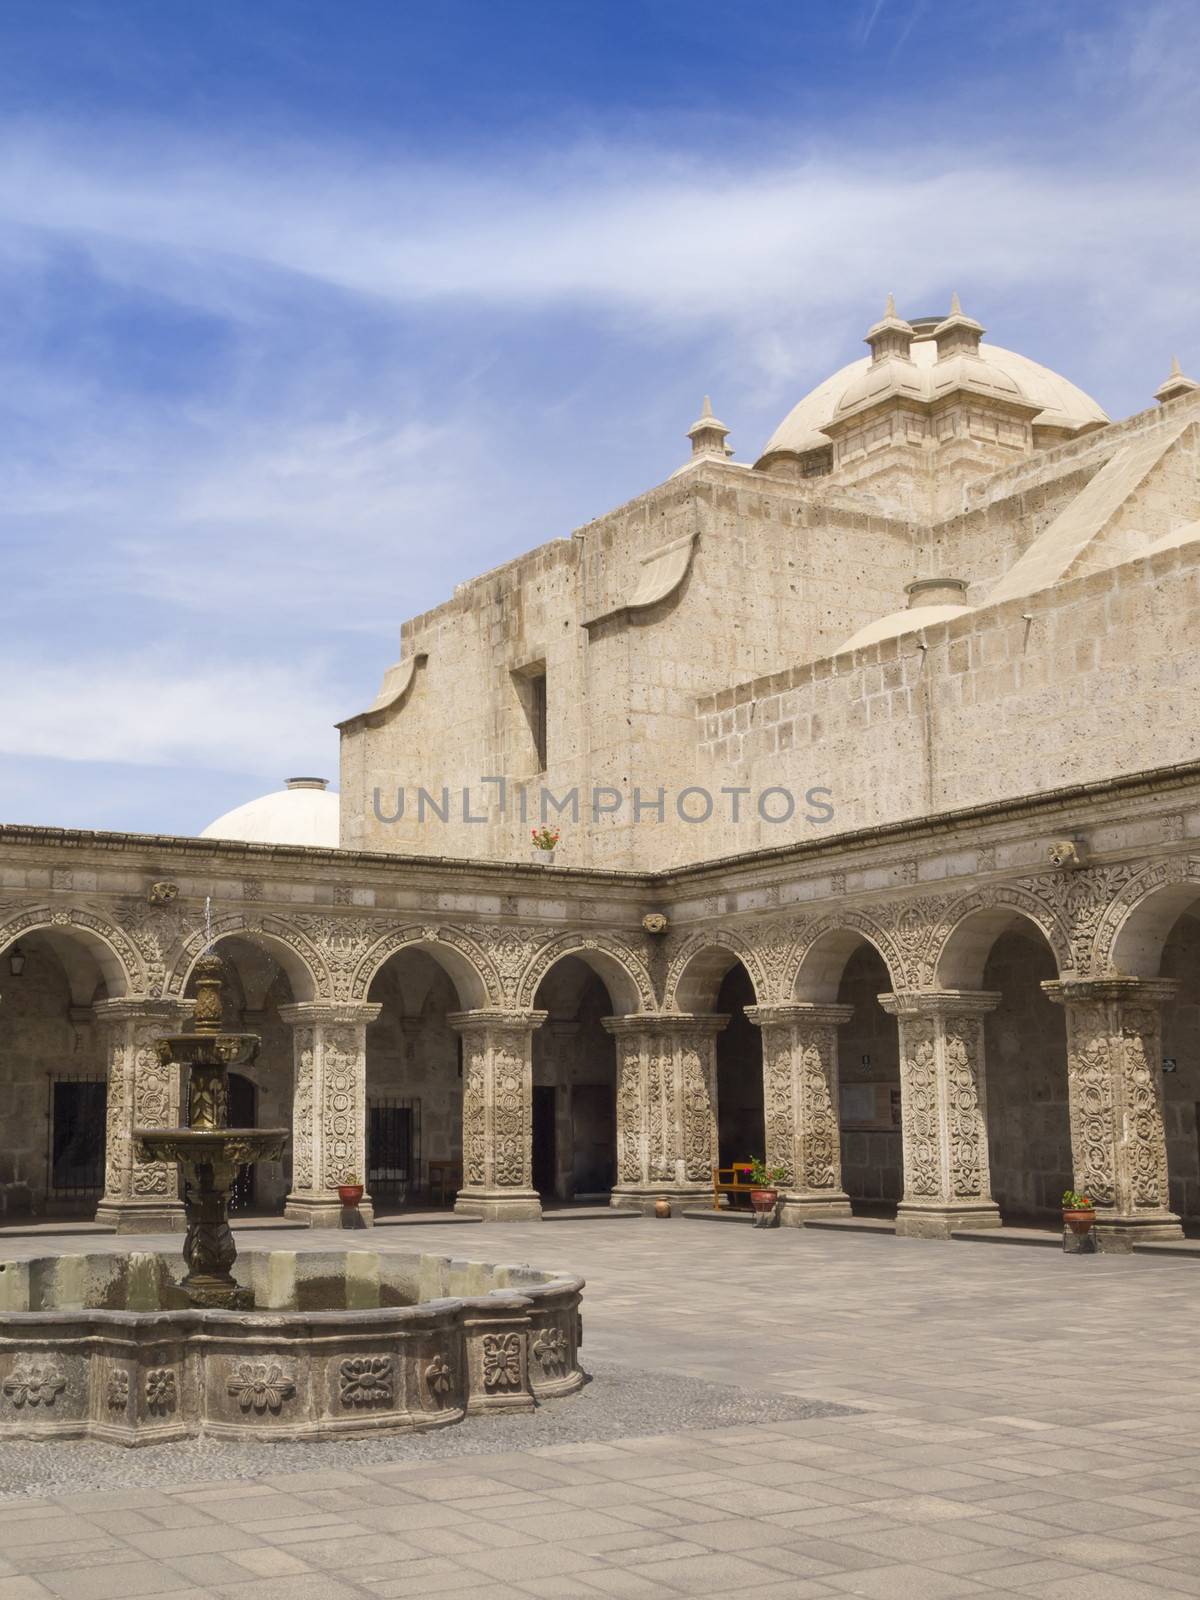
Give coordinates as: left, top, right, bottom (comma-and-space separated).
50, 1078, 105, 1199
533, 1085, 557, 1196
716, 964, 763, 1167
227, 1073, 256, 1211
572, 1082, 616, 1194
369, 1098, 419, 1205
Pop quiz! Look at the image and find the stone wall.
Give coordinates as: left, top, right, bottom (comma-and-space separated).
1160, 911, 1200, 1224
695, 538, 1200, 859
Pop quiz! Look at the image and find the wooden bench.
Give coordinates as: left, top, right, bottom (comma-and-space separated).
712, 1163, 757, 1210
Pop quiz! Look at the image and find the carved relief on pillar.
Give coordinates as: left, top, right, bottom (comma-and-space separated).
449, 1010, 546, 1221
1044, 978, 1179, 1239
93, 998, 191, 1234
615, 1041, 643, 1186
897, 1017, 940, 1200
880, 991, 1001, 1238
280, 1001, 381, 1227
602, 1014, 727, 1208
679, 1032, 718, 1183
745, 1003, 852, 1215
943, 1013, 988, 1201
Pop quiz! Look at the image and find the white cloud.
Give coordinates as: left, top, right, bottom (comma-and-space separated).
0, 651, 344, 776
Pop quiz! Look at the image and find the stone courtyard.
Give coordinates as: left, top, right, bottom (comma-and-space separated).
1, 1215, 1199, 1598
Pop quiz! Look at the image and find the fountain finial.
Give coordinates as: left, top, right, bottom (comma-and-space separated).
191, 952, 225, 1034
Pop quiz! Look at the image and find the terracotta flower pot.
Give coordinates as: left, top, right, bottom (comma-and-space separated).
338, 1184, 364, 1208
1063, 1207, 1095, 1235
750, 1188, 778, 1212
654, 1196, 672, 1218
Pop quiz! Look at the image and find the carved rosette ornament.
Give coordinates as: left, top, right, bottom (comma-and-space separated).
745, 1004, 853, 1224
1043, 978, 1181, 1243
448, 1010, 546, 1220
879, 991, 1002, 1239
602, 1014, 726, 1209
280, 1002, 381, 1226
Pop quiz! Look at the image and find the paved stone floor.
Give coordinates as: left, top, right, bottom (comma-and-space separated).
2, 1217, 1200, 1598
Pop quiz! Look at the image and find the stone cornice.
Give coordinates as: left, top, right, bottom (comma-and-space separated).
879, 989, 1001, 1018
1042, 978, 1179, 1007
744, 1003, 855, 1028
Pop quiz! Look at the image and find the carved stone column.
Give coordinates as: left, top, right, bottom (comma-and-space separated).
280, 1001, 381, 1228
1043, 978, 1182, 1246
94, 998, 191, 1234
745, 1003, 853, 1226
879, 991, 1002, 1239
450, 1010, 547, 1221
602, 1014, 727, 1212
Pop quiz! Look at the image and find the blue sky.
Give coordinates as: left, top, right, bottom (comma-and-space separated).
1, 0, 1197, 836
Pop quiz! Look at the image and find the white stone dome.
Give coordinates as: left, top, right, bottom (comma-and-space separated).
759, 323, 1108, 465
200, 777, 340, 848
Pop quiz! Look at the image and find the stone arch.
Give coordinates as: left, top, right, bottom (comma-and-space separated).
0, 906, 141, 997
1096, 858, 1200, 978
351, 924, 496, 1010
663, 931, 764, 1013
517, 932, 654, 1016
789, 913, 904, 1003
926, 886, 1072, 991
165, 914, 326, 1003
935, 900, 1068, 990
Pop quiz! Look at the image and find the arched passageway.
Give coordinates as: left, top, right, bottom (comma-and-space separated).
366, 947, 465, 1210
532, 956, 617, 1203
185, 935, 298, 1214
0, 928, 112, 1217
981, 929, 1070, 1223
715, 964, 762, 1167
834, 943, 902, 1215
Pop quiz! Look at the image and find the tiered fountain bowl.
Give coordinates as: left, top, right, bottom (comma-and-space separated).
135, 952, 288, 1309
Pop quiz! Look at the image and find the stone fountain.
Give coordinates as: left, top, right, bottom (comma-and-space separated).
135, 953, 288, 1309
0, 951, 584, 1443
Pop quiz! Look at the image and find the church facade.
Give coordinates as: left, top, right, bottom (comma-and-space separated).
4, 299, 1200, 1250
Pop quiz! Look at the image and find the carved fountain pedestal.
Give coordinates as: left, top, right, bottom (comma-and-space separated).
136, 954, 287, 1309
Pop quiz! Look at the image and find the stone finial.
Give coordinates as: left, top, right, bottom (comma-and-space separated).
1154, 355, 1199, 405
864, 294, 914, 364
686, 395, 732, 459
933, 292, 985, 360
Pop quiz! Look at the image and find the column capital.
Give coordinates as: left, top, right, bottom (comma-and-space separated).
745, 1003, 854, 1029
1042, 977, 1179, 1008
879, 989, 1001, 1019
278, 1001, 382, 1026
448, 1008, 547, 1034
601, 1012, 729, 1037
92, 997, 193, 1025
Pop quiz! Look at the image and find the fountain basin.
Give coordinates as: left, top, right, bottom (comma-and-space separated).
0, 1248, 584, 1444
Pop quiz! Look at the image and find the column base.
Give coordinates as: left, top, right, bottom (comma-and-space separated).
283, 1193, 376, 1229
454, 1188, 543, 1221
895, 1200, 1002, 1240
94, 1198, 187, 1235
778, 1191, 852, 1228
1094, 1211, 1183, 1252
609, 1184, 710, 1215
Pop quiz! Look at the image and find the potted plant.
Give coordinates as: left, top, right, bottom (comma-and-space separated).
338, 1174, 364, 1208
531, 826, 560, 864
747, 1158, 787, 1214
1062, 1188, 1096, 1236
